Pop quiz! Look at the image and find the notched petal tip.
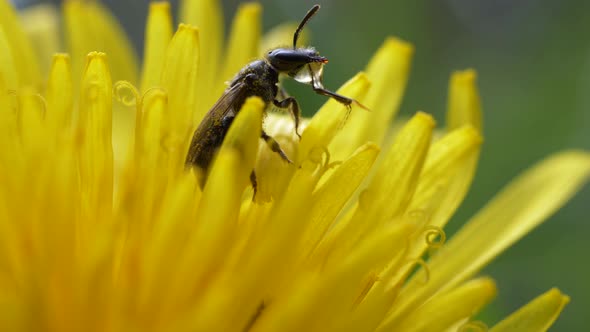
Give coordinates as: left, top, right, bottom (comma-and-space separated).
383, 36, 415, 56
413, 111, 437, 129
52, 53, 70, 61
447, 68, 482, 131
85, 51, 107, 63
238, 2, 262, 15
150, 1, 170, 11
453, 68, 477, 82
176, 23, 200, 36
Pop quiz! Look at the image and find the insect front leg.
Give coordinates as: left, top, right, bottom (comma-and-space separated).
312, 86, 353, 109
309, 70, 369, 111
273, 97, 301, 139
261, 130, 293, 164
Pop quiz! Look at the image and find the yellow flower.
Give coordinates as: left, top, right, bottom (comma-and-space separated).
0, 1, 588, 331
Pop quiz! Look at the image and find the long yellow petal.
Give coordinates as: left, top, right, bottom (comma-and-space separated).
179, 0, 224, 120
300, 72, 370, 163
0, 74, 20, 172
301, 142, 380, 258
198, 96, 264, 236
393, 278, 497, 332
189, 114, 320, 332
83, 1, 138, 85
78, 52, 113, 222
320, 112, 434, 259
218, 3, 261, 95
0, 27, 18, 89
379, 126, 482, 291
253, 223, 414, 332
331, 37, 413, 159
410, 126, 482, 223
167, 97, 264, 311
159, 23, 200, 175
364, 37, 414, 143
386, 150, 590, 325
362, 112, 435, 225
0, 0, 41, 87
46, 54, 73, 139
490, 288, 569, 332
63, 1, 138, 87
125, 89, 169, 224
140, 1, 173, 92
16, 88, 45, 153
447, 69, 482, 132
18, 4, 61, 77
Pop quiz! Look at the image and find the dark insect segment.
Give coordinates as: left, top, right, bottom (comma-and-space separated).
185, 4, 365, 199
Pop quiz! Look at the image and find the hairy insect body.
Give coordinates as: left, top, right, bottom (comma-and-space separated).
185, 60, 280, 186
185, 4, 364, 197
234, 60, 280, 103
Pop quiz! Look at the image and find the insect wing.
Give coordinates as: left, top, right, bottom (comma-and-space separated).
185, 81, 250, 170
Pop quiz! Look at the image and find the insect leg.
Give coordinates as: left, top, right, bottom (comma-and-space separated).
312, 86, 354, 108
273, 97, 301, 139
261, 130, 293, 164
250, 170, 258, 199
310, 72, 370, 111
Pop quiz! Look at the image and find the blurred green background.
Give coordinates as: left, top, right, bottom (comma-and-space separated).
17, 0, 590, 330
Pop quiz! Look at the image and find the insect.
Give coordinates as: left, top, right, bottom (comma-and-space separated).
185, 4, 365, 196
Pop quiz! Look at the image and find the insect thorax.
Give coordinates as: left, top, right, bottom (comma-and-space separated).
229, 60, 279, 105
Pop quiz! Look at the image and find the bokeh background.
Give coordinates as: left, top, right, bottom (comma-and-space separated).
13, 0, 590, 330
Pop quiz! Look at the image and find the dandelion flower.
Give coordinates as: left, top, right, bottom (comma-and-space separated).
0, 1, 588, 331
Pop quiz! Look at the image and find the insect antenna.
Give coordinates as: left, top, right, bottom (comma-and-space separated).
293, 4, 321, 48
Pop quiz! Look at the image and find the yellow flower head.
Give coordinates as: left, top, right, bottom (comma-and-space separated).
0, 1, 588, 331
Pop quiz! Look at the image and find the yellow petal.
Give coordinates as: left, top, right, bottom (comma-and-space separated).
379, 126, 482, 290
387, 150, 590, 325
253, 114, 300, 202
159, 23, 200, 174
127, 89, 169, 223
133, 170, 200, 325
0, 27, 18, 89
169, 97, 264, 300
490, 288, 569, 332
77, 52, 113, 221
140, 1, 173, 92
136, 89, 167, 169
201, 95, 264, 213
322, 112, 435, 258
18, 4, 61, 77
218, 3, 261, 94
179, 0, 224, 119
0, 75, 20, 171
46, 54, 73, 138
363, 112, 435, 224
63, 1, 138, 86
188, 107, 321, 332
300, 72, 371, 163
16, 88, 45, 153
392, 278, 497, 332
0, 0, 41, 87
408, 126, 482, 233
447, 69, 482, 132
301, 142, 380, 258
331, 37, 413, 159
253, 223, 414, 332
